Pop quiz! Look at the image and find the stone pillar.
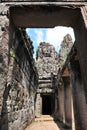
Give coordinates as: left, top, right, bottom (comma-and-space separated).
63, 77, 72, 127
75, 6, 87, 103
70, 59, 87, 130
35, 93, 42, 117
54, 94, 58, 118
71, 92, 75, 130
72, 6, 87, 130
58, 81, 65, 122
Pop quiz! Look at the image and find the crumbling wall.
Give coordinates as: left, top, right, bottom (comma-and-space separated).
0, 14, 9, 128
0, 15, 38, 130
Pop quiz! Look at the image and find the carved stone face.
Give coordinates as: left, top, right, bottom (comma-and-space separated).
41, 46, 51, 57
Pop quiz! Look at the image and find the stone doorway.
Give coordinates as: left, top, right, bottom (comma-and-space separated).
2, 3, 87, 130
42, 94, 52, 115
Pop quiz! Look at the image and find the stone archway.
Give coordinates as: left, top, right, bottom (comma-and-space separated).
1, 2, 87, 130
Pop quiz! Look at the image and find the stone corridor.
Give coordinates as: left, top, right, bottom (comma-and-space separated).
1, 1, 87, 130
24, 115, 72, 130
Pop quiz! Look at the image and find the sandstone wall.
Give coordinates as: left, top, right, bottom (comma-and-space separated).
0, 26, 38, 130
58, 34, 73, 68
0, 15, 9, 128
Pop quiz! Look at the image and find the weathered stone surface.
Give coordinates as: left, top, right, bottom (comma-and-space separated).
0, 15, 9, 120
35, 42, 58, 117
0, 2, 87, 130
36, 42, 59, 78
58, 34, 73, 68
36, 35, 73, 79
0, 28, 38, 130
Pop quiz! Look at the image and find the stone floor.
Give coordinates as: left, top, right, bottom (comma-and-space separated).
24, 115, 72, 130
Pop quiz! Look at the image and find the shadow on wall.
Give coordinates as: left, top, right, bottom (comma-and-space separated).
0, 50, 30, 130
0, 56, 21, 130
0, 84, 11, 130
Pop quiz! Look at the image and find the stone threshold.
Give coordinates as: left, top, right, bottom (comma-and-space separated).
35, 115, 56, 122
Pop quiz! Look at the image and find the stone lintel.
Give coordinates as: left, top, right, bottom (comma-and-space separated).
0, 1, 87, 16
1, 2, 87, 6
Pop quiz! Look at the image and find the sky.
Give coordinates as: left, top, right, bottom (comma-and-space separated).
26, 26, 75, 58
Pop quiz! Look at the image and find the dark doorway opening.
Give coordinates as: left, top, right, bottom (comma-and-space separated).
42, 94, 52, 115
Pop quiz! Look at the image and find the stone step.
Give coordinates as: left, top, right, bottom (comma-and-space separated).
35, 115, 55, 122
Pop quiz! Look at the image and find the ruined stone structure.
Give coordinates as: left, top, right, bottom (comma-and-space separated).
55, 34, 73, 127
0, 26, 38, 130
36, 42, 59, 78
56, 40, 87, 130
35, 42, 58, 117
35, 37, 73, 118
1, 1, 87, 130
58, 34, 73, 67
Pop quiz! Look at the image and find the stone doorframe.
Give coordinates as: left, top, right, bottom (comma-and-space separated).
1, 2, 87, 130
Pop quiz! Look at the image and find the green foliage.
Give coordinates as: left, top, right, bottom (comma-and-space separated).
10, 49, 15, 58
